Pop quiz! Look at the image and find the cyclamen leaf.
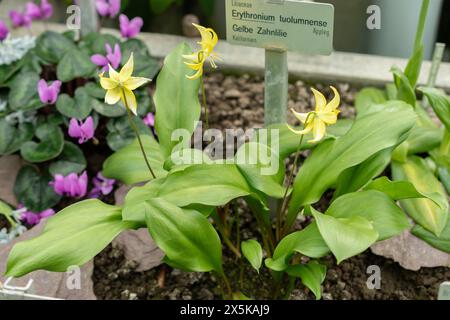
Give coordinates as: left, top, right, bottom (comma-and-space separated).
57, 50, 96, 82
6, 200, 137, 277
20, 123, 64, 163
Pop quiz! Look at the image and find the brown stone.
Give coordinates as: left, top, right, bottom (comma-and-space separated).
0, 155, 24, 206
0, 219, 96, 300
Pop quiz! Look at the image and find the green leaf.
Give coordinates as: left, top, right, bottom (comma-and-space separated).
6, 200, 137, 277
412, 220, 450, 253
311, 207, 378, 264
20, 123, 64, 163
79, 33, 120, 57
286, 261, 327, 300
157, 164, 251, 207
406, 124, 442, 155
56, 88, 94, 120
334, 148, 392, 198
35, 31, 77, 64
235, 142, 285, 198
355, 87, 387, 116
14, 165, 61, 212
150, 0, 176, 13
84, 82, 106, 99
103, 135, 167, 184
241, 240, 263, 273
392, 156, 449, 236
287, 101, 417, 227
57, 49, 96, 82
327, 190, 410, 241
49, 142, 87, 176
391, 66, 416, 107
145, 198, 223, 273
404, 45, 424, 88
420, 87, 450, 133
266, 223, 329, 271
0, 119, 33, 155
8, 72, 44, 111
92, 99, 126, 118
106, 116, 151, 151
154, 43, 201, 158
0, 200, 14, 226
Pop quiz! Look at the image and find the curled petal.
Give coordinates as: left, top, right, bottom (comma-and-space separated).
291, 109, 312, 125
311, 87, 327, 112
99, 73, 118, 90
317, 111, 338, 125
105, 87, 121, 105
186, 68, 203, 80
324, 86, 341, 113
122, 87, 138, 115
108, 65, 120, 82
119, 53, 134, 82
309, 118, 326, 143
287, 123, 313, 136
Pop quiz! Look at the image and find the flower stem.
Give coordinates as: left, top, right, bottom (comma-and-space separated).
125, 103, 156, 180
201, 76, 209, 129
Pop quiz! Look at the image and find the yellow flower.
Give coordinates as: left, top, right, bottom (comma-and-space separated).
288, 86, 340, 143
183, 23, 219, 80
99, 53, 151, 115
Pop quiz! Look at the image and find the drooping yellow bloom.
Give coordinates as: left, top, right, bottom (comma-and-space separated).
288, 86, 340, 143
183, 23, 219, 80
99, 53, 151, 115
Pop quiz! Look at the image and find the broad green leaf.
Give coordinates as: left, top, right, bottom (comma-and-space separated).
235, 142, 285, 198
355, 87, 387, 115
8, 72, 44, 111
0, 119, 33, 155
145, 197, 223, 273
327, 190, 410, 241
79, 32, 120, 56
406, 124, 442, 155
49, 142, 87, 176
157, 164, 251, 207
391, 66, 416, 107
404, 45, 424, 88
20, 124, 64, 163
57, 49, 96, 82
420, 87, 450, 132
56, 88, 93, 120
265, 223, 329, 271
311, 207, 378, 264
14, 165, 61, 212
412, 220, 450, 253
6, 200, 137, 277
334, 148, 392, 198
287, 101, 417, 227
154, 43, 201, 158
241, 239, 263, 273
106, 116, 151, 151
121, 38, 151, 58
286, 261, 327, 300
392, 156, 449, 236
103, 135, 167, 185
84, 82, 105, 99
35, 31, 77, 64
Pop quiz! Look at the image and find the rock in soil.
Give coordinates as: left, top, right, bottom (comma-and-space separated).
0, 219, 96, 300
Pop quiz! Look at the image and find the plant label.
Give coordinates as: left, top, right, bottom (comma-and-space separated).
438, 282, 450, 300
226, 0, 334, 55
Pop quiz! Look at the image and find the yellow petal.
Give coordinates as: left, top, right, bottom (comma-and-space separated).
122, 87, 138, 115
105, 87, 121, 105
124, 77, 151, 91
311, 88, 327, 112
324, 86, 341, 113
182, 53, 200, 62
291, 109, 312, 124
309, 118, 326, 143
287, 123, 313, 136
108, 65, 120, 82
317, 111, 338, 125
184, 61, 203, 71
99, 73, 119, 90
119, 53, 134, 83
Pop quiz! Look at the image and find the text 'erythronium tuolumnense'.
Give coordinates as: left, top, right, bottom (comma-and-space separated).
183, 23, 219, 80
288, 86, 341, 143
99, 53, 151, 115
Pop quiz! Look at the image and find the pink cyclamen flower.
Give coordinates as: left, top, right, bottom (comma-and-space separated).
19, 205, 55, 226
89, 173, 116, 198
68, 116, 95, 144
119, 14, 143, 39
0, 20, 9, 41
91, 43, 121, 71
25, 2, 42, 20
51, 171, 88, 198
143, 113, 155, 127
38, 79, 61, 105
40, 0, 53, 20
96, 0, 121, 18
9, 10, 32, 28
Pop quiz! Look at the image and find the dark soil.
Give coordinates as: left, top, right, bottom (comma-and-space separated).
92, 73, 448, 300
